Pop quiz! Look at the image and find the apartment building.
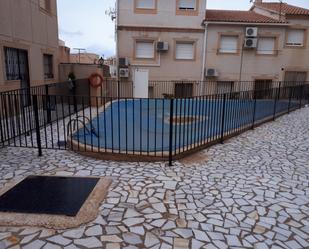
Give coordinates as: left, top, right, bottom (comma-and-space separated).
116, 0, 309, 95
117, 0, 207, 82
0, 0, 59, 92
205, 1, 309, 93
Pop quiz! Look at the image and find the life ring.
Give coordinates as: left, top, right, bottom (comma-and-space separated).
89, 73, 104, 88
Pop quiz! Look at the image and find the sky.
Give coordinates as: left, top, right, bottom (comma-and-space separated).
57, 0, 309, 57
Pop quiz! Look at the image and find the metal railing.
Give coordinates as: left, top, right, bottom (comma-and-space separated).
0, 81, 308, 165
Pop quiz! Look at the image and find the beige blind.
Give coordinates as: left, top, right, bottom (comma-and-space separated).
178, 0, 196, 10
286, 30, 304, 46
135, 41, 154, 59
175, 42, 194, 60
257, 37, 275, 55
136, 0, 155, 9
219, 36, 238, 53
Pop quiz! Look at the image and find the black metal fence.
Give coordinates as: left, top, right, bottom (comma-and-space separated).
0, 81, 308, 165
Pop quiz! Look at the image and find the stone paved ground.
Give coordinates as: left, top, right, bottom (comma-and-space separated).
0, 107, 308, 249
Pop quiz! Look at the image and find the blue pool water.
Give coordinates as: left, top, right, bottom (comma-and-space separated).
72, 99, 298, 152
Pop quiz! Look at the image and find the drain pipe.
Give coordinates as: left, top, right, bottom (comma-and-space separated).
201, 22, 208, 82
200, 0, 208, 94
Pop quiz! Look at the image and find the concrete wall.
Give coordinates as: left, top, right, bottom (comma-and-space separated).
58, 64, 106, 82
0, 0, 59, 92
58, 46, 71, 64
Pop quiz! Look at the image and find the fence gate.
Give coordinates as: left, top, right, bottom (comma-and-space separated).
133, 68, 149, 98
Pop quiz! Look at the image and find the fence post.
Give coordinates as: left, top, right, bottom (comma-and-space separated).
288, 86, 292, 114
168, 98, 174, 166
273, 83, 281, 120
32, 95, 42, 157
299, 85, 304, 109
252, 94, 257, 129
220, 93, 227, 144
45, 85, 51, 123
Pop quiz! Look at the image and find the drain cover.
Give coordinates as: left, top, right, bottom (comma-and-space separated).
0, 176, 99, 217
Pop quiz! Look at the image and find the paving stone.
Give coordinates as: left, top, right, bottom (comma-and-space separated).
173, 238, 189, 249
173, 229, 193, 239
106, 243, 121, 249
47, 235, 71, 246
123, 218, 145, 227
22, 240, 46, 249
63, 227, 85, 239
100, 235, 122, 243
122, 233, 142, 245
74, 237, 102, 248
42, 243, 62, 249
144, 232, 160, 247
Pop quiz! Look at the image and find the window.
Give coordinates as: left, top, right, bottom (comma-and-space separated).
217, 81, 234, 94
286, 29, 305, 46
219, 35, 238, 54
135, 40, 155, 59
135, 0, 155, 9
257, 37, 276, 55
284, 71, 307, 83
4, 47, 20, 80
175, 42, 195, 60
39, 0, 51, 12
43, 54, 54, 79
178, 0, 197, 10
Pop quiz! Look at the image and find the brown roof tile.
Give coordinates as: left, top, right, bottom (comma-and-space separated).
205, 10, 286, 23
254, 2, 309, 15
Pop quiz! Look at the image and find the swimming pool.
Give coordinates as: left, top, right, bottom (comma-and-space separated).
71, 98, 297, 154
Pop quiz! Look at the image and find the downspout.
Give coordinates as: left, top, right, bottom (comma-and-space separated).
200, 0, 208, 95
115, 0, 119, 79
201, 22, 208, 83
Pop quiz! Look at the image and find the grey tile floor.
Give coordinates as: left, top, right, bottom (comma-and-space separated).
0, 107, 308, 249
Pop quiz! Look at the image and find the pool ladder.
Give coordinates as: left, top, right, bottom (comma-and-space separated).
67, 116, 99, 138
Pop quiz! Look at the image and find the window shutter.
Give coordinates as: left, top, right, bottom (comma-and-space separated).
176, 42, 194, 60
135, 41, 154, 59
136, 0, 155, 9
178, 0, 196, 9
219, 36, 238, 53
286, 30, 304, 46
257, 37, 275, 54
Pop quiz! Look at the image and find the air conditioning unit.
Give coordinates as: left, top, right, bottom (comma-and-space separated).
205, 68, 219, 77
157, 41, 169, 52
244, 38, 258, 49
246, 27, 258, 37
119, 57, 129, 67
119, 68, 129, 78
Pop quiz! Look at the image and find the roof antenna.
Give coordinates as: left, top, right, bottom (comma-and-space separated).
279, 0, 283, 21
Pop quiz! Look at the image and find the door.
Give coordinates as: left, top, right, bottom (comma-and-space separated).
4, 47, 30, 106
174, 83, 193, 98
254, 80, 272, 99
217, 81, 234, 94
133, 69, 149, 98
